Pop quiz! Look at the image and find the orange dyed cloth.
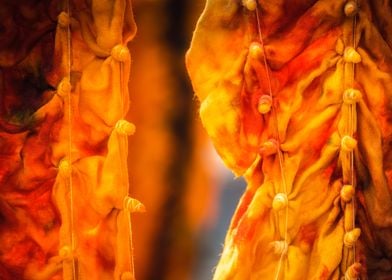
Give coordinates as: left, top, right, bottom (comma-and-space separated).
0, 0, 137, 279
187, 0, 392, 279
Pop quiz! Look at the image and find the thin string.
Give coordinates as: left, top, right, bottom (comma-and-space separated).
120, 62, 125, 116
127, 205, 135, 277
255, 6, 288, 195
350, 0, 359, 264
119, 56, 135, 277
255, 5, 289, 280
65, 0, 77, 278
342, 0, 358, 271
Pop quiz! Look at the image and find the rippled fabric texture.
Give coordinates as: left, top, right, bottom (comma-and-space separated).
0, 0, 137, 279
187, 0, 392, 279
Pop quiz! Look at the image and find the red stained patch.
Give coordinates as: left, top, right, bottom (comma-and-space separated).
298, 223, 318, 247
241, 87, 264, 147
2, 237, 45, 269
234, 218, 257, 243
323, 163, 336, 178
27, 182, 59, 229
313, 123, 334, 151
0, 263, 13, 280
286, 28, 339, 85
356, 190, 366, 208
231, 190, 254, 230
319, 265, 330, 280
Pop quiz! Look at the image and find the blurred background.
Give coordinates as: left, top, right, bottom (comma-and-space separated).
127, 1, 246, 279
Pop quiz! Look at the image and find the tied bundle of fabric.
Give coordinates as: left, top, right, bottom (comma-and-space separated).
0, 0, 142, 279
186, 0, 392, 279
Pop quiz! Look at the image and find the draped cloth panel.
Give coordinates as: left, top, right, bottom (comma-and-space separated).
186, 1, 392, 279
0, 1, 138, 279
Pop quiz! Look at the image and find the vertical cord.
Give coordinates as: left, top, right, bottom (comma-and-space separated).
255, 5, 289, 280
65, 0, 77, 278
343, 1, 359, 272
255, 7, 288, 195
350, 1, 358, 263
119, 59, 135, 277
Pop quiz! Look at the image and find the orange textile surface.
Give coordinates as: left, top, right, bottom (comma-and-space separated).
0, 0, 140, 279
187, 0, 392, 279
